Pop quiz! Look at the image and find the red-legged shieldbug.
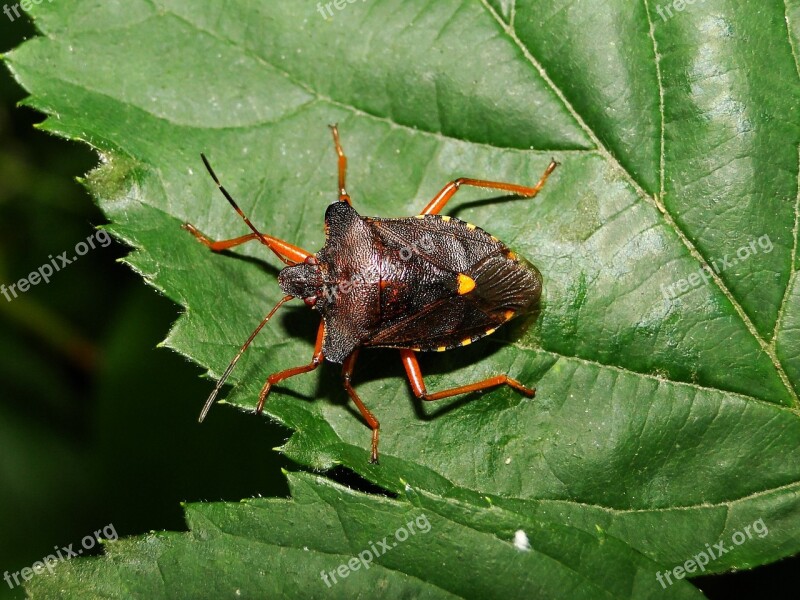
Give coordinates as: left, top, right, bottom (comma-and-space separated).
185, 126, 558, 463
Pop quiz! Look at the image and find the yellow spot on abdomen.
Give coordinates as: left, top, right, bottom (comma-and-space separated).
436, 346, 447, 352
457, 273, 476, 295
465, 222, 476, 231
441, 215, 451, 222
504, 310, 515, 321
461, 337, 472, 346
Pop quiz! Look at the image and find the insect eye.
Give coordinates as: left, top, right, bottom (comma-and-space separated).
304, 256, 319, 266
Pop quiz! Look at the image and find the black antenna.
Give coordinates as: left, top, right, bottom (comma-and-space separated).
200, 153, 296, 266
198, 295, 293, 422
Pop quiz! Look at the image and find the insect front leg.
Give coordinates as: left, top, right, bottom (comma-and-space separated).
341, 349, 381, 463
182, 225, 311, 266
418, 159, 559, 215
400, 349, 535, 401
184, 153, 312, 266
255, 322, 326, 414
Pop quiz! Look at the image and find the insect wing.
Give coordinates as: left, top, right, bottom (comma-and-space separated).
365, 216, 541, 350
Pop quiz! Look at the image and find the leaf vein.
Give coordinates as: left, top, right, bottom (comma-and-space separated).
477, 0, 799, 406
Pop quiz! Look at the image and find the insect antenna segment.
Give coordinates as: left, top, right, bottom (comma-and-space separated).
199, 154, 300, 266
198, 294, 293, 423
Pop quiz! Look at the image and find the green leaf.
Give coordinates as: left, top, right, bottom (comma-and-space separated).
24, 471, 704, 599
5, 0, 800, 595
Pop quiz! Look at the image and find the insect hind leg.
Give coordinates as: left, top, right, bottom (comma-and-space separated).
342, 349, 381, 463
419, 159, 559, 215
400, 349, 535, 401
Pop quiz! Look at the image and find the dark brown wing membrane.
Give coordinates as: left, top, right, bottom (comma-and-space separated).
468, 252, 542, 315
365, 295, 500, 349
365, 215, 542, 350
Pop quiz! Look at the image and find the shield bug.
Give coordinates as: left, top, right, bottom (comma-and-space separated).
185, 126, 558, 463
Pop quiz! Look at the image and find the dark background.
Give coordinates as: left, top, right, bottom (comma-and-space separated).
0, 16, 292, 600
0, 14, 794, 600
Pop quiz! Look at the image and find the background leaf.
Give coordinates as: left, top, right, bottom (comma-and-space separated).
4, 0, 800, 596
25, 472, 705, 600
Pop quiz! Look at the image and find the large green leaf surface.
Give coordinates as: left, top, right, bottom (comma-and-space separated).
25, 471, 704, 599
6, 0, 800, 596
